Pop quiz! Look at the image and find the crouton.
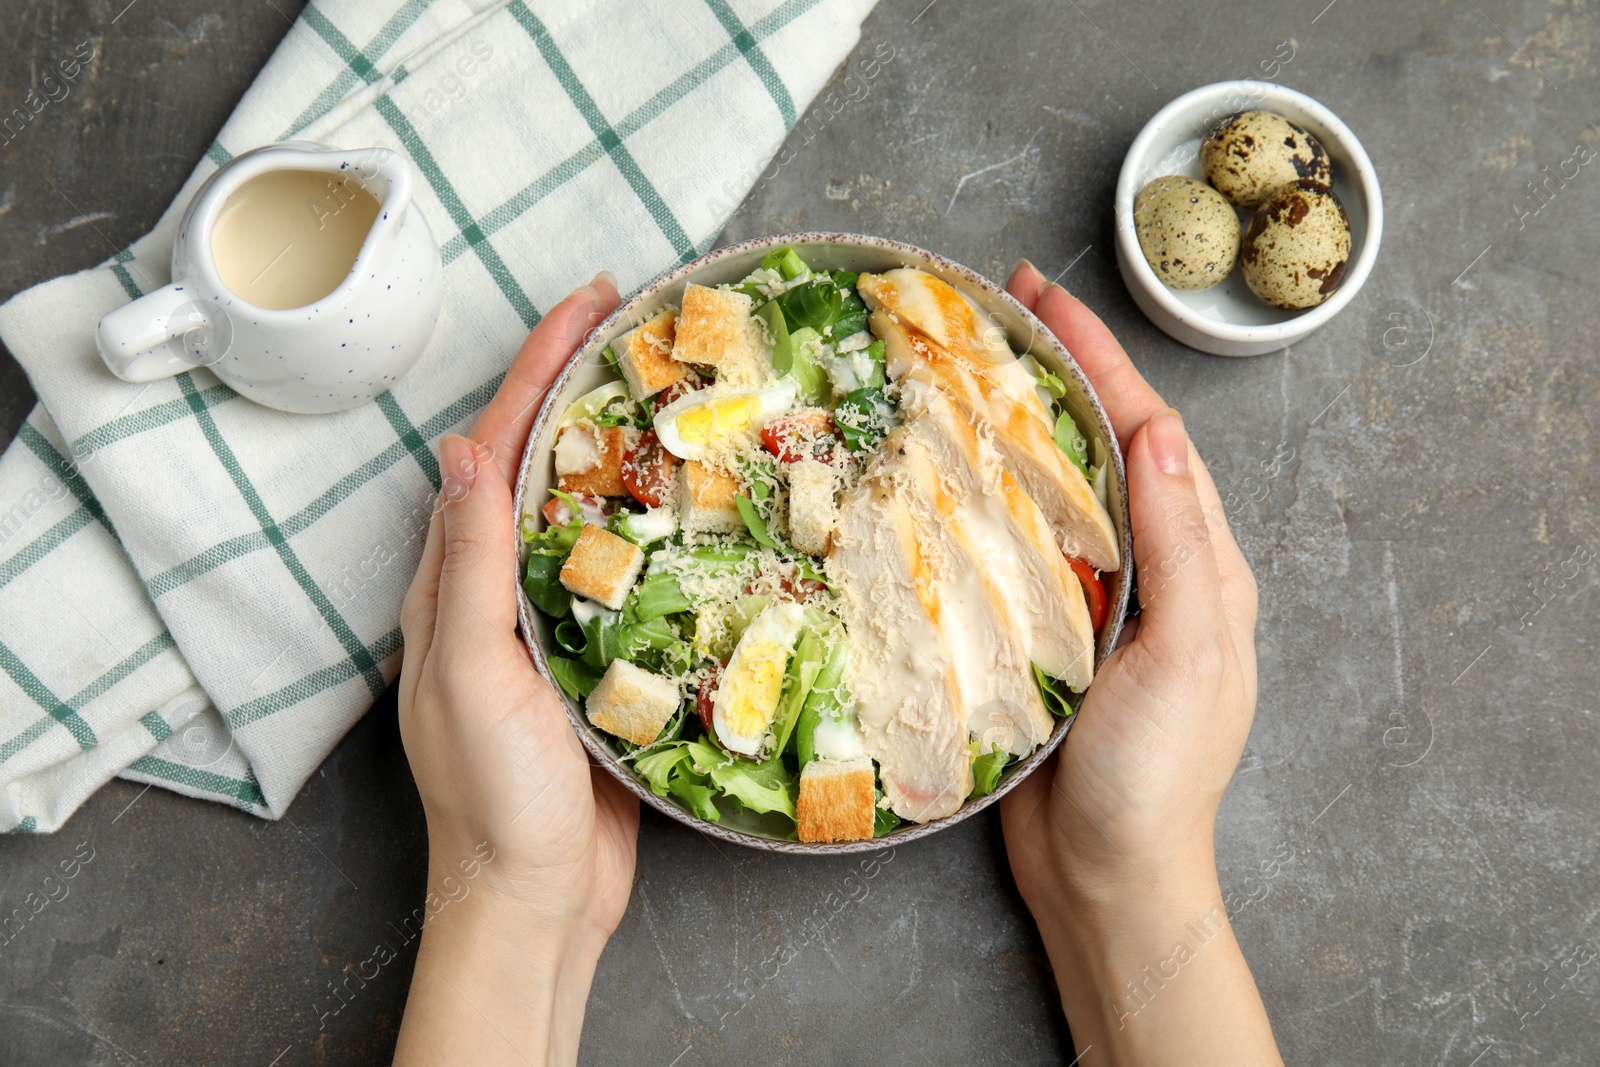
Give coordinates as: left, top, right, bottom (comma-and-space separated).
671, 284, 770, 387
586, 659, 680, 746
559, 523, 645, 610
678, 460, 745, 533
797, 757, 877, 843
786, 459, 837, 556
557, 424, 636, 498
613, 309, 686, 399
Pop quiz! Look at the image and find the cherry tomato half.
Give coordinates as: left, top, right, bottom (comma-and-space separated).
620, 430, 680, 508
760, 409, 838, 464
542, 491, 603, 527
1067, 556, 1109, 633
696, 662, 725, 738
653, 374, 708, 413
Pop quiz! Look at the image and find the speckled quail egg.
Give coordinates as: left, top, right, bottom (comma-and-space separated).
1133, 175, 1241, 291
1240, 180, 1352, 310
1201, 111, 1332, 209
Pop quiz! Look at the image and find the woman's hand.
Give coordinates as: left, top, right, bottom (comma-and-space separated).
394, 275, 639, 1067
1000, 261, 1280, 1065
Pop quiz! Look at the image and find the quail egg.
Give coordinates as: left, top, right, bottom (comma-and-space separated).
1133, 175, 1240, 291
1240, 180, 1352, 310
1202, 111, 1332, 209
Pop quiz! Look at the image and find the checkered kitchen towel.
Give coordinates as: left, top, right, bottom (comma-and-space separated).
0, 0, 881, 833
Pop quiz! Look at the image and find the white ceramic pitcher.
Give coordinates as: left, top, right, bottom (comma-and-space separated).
96, 141, 443, 414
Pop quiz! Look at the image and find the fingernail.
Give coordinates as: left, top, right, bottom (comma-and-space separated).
1010, 257, 1040, 280
1147, 408, 1189, 476
1040, 277, 1070, 297
439, 434, 478, 499
590, 269, 617, 292
575, 283, 601, 312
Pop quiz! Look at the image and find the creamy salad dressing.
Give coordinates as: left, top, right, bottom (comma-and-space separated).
811, 716, 867, 761
554, 425, 601, 475
571, 597, 612, 629
988, 357, 1057, 428
211, 169, 380, 310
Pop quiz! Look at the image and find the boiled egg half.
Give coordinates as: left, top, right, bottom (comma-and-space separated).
654, 380, 798, 462
712, 601, 805, 757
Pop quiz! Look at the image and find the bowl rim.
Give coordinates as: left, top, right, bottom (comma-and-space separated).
512, 231, 1134, 853
1114, 80, 1385, 345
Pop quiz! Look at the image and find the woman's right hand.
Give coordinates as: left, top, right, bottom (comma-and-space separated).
999, 260, 1280, 1065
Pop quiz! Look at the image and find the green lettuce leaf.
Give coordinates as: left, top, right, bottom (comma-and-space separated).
523, 512, 583, 556
634, 744, 691, 796
771, 629, 823, 758
761, 247, 809, 280
830, 272, 867, 338
1054, 411, 1091, 478
969, 744, 1009, 798
1033, 663, 1081, 717
835, 388, 890, 452
548, 656, 602, 700
669, 772, 722, 822
860, 338, 887, 390
634, 743, 723, 821
757, 299, 793, 376
873, 796, 901, 837
628, 572, 692, 622
523, 553, 572, 618
735, 494, 781, 550
740, 453, 780, 504
553, 617, 587, 654
777, 278, 844, 333
785, 327, 832, 406
685, 738, 796, 819
795, 632, 849, 767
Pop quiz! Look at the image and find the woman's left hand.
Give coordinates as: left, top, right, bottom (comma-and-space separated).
394, 274, 638, 1067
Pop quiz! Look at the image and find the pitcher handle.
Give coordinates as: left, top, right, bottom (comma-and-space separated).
97, 284, 232, 382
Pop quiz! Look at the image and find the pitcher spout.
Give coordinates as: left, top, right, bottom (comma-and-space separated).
227, 140, 414, 232
335, 145, 415, 225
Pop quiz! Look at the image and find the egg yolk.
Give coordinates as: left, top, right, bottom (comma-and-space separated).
674, 395, 763, 447
719, 640, 788, 741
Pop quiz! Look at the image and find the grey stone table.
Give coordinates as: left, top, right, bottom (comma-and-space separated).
3, 0, 1597, 1063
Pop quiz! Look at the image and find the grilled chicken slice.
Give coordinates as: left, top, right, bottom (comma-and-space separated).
824, 268, 1122, 822
827, 475, 973, 822
895, 395, 1096, 689
857, 268, 1018, 369
858, 268, 1051, 431
887, 437, 1056, 755
858, 269, 1120, 573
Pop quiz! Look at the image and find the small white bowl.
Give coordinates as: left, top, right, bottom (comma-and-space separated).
1114, 81, 1383, 358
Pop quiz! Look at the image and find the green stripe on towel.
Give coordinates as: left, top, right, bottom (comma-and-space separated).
225, 626, 403, 732
440, 0, 821, 265
703, 0, 796, 125
146, 375, 496, 598
373, 96, 542, 329
510, 3, 696, 263
127, 755, 266, 809
0, 640, 97, 750
177, 376, 386, 700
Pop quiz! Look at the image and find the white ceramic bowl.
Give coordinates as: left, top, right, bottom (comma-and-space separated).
512, 233, 1134, 853
1114, 81, 1383, 357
